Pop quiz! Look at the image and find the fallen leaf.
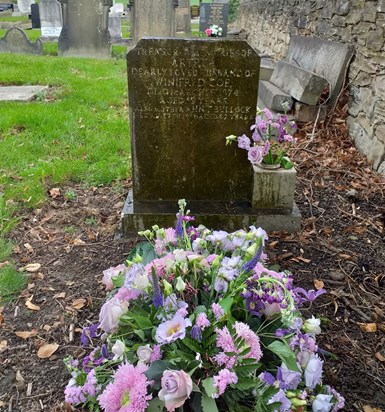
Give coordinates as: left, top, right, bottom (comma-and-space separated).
73, 238, 86, 246
16, 370, 25, 383
0, 401, 4, 407
27, 283, 35, 290
49, 187, 61, 198
375, 352, 385, 362
24, 243, 34, 253
357, 323, 377, 333
297, 256, 311, 263
72, 298, 87, 310
363, 406, 382, 412
0, 261, 9, 270
0, 340, 7, 351
339, 253, 352, 260
25, 297, 41, 311
15, 330, 39, 339
37, 343, 59, 359
35, 272, 45, 280
0, 314, 4, 325
314, 279, 325, 290
54, 292, 66, 299
268, 241, 279, 249
22, 263, 42, 273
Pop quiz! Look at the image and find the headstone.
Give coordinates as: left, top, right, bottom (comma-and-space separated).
122, 38, 266, 233
0, 3, 14, 12
0, 27, 43, 54
110, 2, 123, 14
40, 0, 63, 39
58, 0, 112, 58
176, 0, 191, 35
0, 86, 49, 101
108, 14, 122, 41
190, 4, 199, 18
17, 0, 34, 14
30, 3, 40, 28
199, 2, 229, 37
129, 0, 177, 44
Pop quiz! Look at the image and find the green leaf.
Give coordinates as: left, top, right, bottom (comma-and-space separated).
144, 360, 172, 381
233, 362, 261, 375
133, 329, 145, 340
201, 377, 216, 398
134, 316, 153, 329
280, 157, 294, 169
201, 393, 219, 412
181, 336, 202, 353
192, 382, 201, 393
219, 296, 233, 313
147, 398, 164, 412
267, 340, 300, 372
127, 241, 157, 265
234, 378, 257, 391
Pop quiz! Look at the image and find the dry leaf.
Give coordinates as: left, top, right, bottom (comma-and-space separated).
16, 370, 25, 383
0, 261, 9, 270
0, 314, 4, 325
375, 352, 385, 362
22, 263, 42, 273
297, 256, 311, 263
314, 279, 325, 290
363, 406, 382, 412
27, 283, 35, 290
37, 343, 59, 359
357, 323, 377, 333
54, 292, 66, 299
339, 253, 352, 260
0, 340, 7, 351
0, 401, 4, 407
72, 298, 87, 310
35, 272, 45, 280
49, 188, 61, 198
15, 330, 39, 339
73, 238, 86, 246
25, 297, 40, 311
269, 241, 279, 249
24, 243, 34, 253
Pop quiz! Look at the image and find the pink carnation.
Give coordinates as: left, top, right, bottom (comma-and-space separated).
234, 322, 263, 361
98, 363, 152, 412
196, 313, 210, 330
213, 369, 238, 398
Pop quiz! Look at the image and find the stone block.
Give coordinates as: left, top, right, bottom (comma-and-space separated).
375, 124, 385, 143
270, 61, 329, 105
294, 102, 327, 123
0, 85, 48, 101
335, 0, 352, 15
258, 80, 293, 112
367, 135, 385, 168
378, 0, 385, 12
260, 58, 275, 81
378, 160, 385, 175
252, 165, 296, 212
0, 27, 43, 55
363, 1, 378, 22
366, 29, 384, 51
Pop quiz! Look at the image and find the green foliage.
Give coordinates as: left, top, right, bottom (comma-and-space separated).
267, 340, 300, 372
229, 0, 240, 22
0, 264, 27, 303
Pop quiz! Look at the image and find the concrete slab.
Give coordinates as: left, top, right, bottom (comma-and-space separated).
118, 190, 302, 238
258, 80, 293, 112
260, 58, 275, 81
270, 61, 329, 106
0, 85, 49, 101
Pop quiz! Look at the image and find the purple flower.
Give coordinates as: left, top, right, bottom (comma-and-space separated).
237, 134, 251, 150
175, 212, 183, 238
268, 389, 291, 411
294, 287, 327, 304
312, 394, 333, 412
65, 369, 100, 405
211, 303, 224, 319
247, 146, 264, 164
305, 356, 323, 389
155, 314, 192, 344
195, 313, 210, 330
190, 325, 202, 341
259, 371, 275, 386
151, 268, 164, 309
277, 363, 301, 390
80, 323, 99, 347
241, 243, 263, 273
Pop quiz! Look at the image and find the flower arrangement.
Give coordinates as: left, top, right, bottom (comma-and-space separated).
205, 24, 223, 37
64, 200, 344, 412
226, 107, 298, 169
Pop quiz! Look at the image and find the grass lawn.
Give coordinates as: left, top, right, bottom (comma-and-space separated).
0, 52, 130, 302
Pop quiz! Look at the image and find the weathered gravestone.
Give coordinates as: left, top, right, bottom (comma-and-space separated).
129, 0, 177, 44
190, 5, 199, 18
17, 0, 34, 14
109, 14, 122, 41
121, 38, 298, 235
40, 0, 62, 39
199, 2, 229, 37
58, 0, 112, 58
0, 27, 43, 54
176, 0, 191, 35
30, 3, 40, 28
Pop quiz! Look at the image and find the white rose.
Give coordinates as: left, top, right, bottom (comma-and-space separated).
137, 345, 152, 364
303, 316, 321, 336
111, 339, 126, 360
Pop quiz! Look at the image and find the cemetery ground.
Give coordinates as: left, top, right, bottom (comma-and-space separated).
0, 57, 384, 412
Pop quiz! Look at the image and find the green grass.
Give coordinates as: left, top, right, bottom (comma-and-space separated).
0, 52, 130, 301
0, 264, 28, 303
0, 15, 28, 22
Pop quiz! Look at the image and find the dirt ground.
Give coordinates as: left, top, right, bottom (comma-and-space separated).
0, 104, 385, 411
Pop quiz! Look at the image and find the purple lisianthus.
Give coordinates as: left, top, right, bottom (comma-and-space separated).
248, 146, 264, 164
80, 323, 99, 347
294, 287, 327, 305
312, 394, 333, 412
305, 356, 323, 389
277, 363, 301, 390
268, 389, 291, 412
155, 314, 192, 344
190, 325, 202, 341
237, 134, 251, 150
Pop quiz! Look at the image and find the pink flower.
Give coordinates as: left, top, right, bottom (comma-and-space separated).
98, 363, 151, 412
205, 28, 212, 37
247, 146, 264, 164
211, 303, 224, 319
150, 344, 162, 362
158, 370, 193, 412
213, 369, 238, 398
234, 322, 263, 361
196, 313, 210, 330
102, 264, 127, 290
98, 297, 128, 333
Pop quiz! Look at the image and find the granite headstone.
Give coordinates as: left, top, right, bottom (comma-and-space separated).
40, 0, 62, 38
58, 0, 112, 58
130, 0, 177, 44
17, 0, 34, 14
0, 27, 43, 54
108, 14, 122, 41
176, 0, 191, 35
122, 38, 262, 233
30, 3, 40, 29
199, 2, 229, 37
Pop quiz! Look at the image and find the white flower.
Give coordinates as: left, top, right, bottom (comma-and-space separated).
176, 277, 186, 292
111, 339, 126, 360
312, 394, 333, 412
137, 345, 153, 364
133, 272, 150, 291
303, 316, 322, 336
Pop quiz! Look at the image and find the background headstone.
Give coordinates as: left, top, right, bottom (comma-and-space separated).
199, 2, 229, 36
58, 0, 112, 58
129, 0, 177, 44
17, 0, 34, 14
190, 4, 199, 18
0, 27, 43, 54
124, 38, 260, 229
176, 0, 191, 35
30, 3, 40, 28
108, 14, 122, 41
40, 0, 62, 38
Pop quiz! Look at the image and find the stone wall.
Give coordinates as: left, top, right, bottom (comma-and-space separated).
237, 0, 385, 174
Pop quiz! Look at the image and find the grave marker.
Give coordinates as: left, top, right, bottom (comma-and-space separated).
58, 0, 112, 58
0, 27, 43, 55
17, 0, 34, 14
30, 3, 40, 29
176, 0, 191, 35
40, 0, 62, 39
199, 2, 229, 37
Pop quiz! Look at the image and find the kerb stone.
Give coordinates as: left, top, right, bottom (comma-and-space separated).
270, 61, 329, 106
258, 80, 293, 112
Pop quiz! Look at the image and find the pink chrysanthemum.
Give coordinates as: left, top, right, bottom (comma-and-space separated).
215, 326, 237, 353
211, 303, 224, 319
213, 369, 238, 398
98, 363, 152, 412
150, 344, 162, 362
234, 322, 263, 361
196, 313, 210, 330
65, 369, 100, 405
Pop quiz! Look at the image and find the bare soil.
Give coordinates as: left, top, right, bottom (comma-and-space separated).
1, 106, 385, 411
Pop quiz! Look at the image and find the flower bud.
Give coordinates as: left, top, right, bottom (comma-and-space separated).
175, 277, 186, 292
163, 279, 173, 296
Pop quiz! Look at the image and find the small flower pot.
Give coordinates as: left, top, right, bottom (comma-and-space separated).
254, 162, 281, 170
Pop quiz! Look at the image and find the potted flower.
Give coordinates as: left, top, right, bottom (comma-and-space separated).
226, 107, 297, 170
204, 24, 223, 37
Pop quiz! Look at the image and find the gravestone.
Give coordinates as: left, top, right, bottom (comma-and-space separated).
0, 27, 43, 54
40, 0, 62, 39
30, 3, 40, 28
176, 0, 191, 35
190, 4, 199, 18
17, 0, 34, 14
199, 2, 229, 37
110, 2, 124, 14
58, 0, 112, 58
129, 0, 177, 44
108, 14, 122, 41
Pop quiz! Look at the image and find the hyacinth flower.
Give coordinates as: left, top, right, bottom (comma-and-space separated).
151, 267, 164, 308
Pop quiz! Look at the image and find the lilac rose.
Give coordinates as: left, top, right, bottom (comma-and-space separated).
158, 370, 193, 412
248, 146, 264, 165
98, 297, 128, 333
102, 264, 127, 290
